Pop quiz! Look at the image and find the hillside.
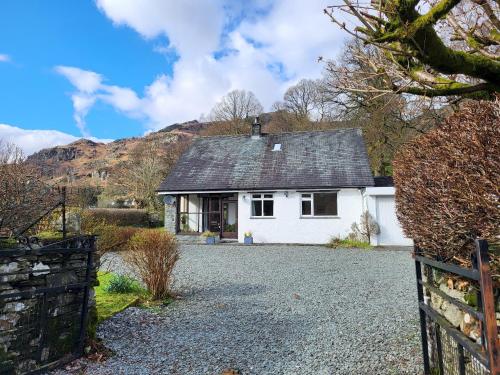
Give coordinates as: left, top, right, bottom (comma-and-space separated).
27, 120, 209, 187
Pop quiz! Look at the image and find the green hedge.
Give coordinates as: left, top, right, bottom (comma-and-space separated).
83, 208, 151, 227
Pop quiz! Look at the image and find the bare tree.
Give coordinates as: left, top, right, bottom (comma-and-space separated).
322, 41, 446, 175
283, 79, 320, 119
0, 140, 59, 236
106, 138, 189, 212
324, 0, 499, 99
204, 90, 263, 135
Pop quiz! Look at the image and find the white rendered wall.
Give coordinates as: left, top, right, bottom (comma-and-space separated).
237, 189, 364, 244
364, 187, 413, 246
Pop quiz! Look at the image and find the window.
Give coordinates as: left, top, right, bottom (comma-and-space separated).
301, 192, 338, 216
251, 193, 274, 217
272, 143, 282, 151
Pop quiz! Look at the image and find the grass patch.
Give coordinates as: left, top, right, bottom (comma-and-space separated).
95, 272, 146, 323
327, 237, 373, 249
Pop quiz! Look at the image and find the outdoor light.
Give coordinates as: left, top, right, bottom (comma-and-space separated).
284, 191, 288, 198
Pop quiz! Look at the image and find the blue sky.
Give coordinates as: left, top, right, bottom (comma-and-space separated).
0, 0, 345, 154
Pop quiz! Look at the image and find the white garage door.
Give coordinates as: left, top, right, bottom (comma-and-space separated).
376, 196, 412, 246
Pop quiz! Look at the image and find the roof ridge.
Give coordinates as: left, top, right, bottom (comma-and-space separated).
196, 127, 363, 140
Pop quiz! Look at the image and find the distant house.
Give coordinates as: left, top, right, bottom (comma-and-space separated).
158, 118, 411, 246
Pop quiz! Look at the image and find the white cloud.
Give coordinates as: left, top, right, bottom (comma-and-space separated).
59, 1, 347, 133
0, 54, 11, 63
0, 124, 112, 156
54, 66, 102, 93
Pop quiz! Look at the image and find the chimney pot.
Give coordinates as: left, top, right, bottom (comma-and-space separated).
251, 116, 261, 139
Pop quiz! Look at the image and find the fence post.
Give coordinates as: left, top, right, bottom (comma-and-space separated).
78, 236, 95, 355
62, 186, 67, 239
475, 239, 499, 374
415, 246, 431, 374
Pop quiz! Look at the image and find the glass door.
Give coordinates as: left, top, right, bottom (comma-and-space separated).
221, 200, 237, 238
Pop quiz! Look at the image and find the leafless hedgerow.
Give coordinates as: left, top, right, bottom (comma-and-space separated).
393, 98, 499, 265
324, 0, 499, 99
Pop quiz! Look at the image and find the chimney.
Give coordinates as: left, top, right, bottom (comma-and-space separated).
251, 116, 261, 139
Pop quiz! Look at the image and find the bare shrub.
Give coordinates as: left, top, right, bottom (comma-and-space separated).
349, 211, 379, 244
393, 99, 500, 261
124, 230, 179, 300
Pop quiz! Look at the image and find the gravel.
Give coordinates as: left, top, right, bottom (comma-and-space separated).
65, 244, 423, 375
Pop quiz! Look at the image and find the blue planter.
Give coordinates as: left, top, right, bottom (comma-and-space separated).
206, 236, 216, 245
244, 236, 253, 245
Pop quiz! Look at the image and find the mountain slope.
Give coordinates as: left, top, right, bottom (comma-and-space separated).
27, 120, 208, 187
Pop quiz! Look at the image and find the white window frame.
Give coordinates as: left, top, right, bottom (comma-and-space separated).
250, 193, 274, 218
300, 191, 338, 217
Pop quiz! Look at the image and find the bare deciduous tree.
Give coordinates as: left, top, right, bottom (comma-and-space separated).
324, 0, 499, 99
106, 139, 189, 213
283, 79, 320, 119
0, 140, 59, 236
322, 41, 446, 175
203, 90, 263, 135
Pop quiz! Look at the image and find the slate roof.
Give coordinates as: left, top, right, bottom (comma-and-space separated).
158, 128, 374, 192
374, 176, 394, 187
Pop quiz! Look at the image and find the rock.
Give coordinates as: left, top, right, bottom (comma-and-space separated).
0, 262, 19, 274
439, 282, 465, 301
430, 293, 443, 310
441, 301, 463, 327
3, 302, 26, 313
32, 262, 50, 277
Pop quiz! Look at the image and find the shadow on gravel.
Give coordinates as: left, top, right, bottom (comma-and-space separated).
184, 283, 268, 298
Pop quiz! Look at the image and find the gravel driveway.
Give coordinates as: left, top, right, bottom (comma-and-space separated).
81, 244, 423, 375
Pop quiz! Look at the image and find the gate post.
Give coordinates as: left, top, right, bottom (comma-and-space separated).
415, 246, 431, 375
475, 239, 500, 374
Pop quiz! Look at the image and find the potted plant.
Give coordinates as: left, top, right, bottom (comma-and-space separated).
244, 231, 253, 245
201, 231, 218, 244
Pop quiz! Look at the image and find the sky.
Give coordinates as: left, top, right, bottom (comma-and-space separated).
0, 0, 348, 155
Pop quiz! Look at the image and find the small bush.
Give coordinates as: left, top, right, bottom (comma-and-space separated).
104, 274, 140, 294
349, 211, 379, 243
124, 230, 179, 300
82, 208, 150, 227
327, 236, 372, 249
201, 231, 217, 238
393, 98, 499, 261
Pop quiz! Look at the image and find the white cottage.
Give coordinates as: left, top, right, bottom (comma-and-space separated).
158, 118, 411, 246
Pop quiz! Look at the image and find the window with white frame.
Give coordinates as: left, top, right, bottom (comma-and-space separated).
251, 193, 274, 217
300, 192, 338, 216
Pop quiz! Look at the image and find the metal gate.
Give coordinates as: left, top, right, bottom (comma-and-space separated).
0, 236, 96, 374
415, 239, 499, 374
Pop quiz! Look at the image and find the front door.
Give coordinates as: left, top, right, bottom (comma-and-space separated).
201, 195, 238, 238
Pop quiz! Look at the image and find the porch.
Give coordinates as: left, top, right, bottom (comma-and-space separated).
172, 193, 238, 239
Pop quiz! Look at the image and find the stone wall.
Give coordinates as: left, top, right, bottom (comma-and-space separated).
427, 274, 500, 345
0, 243, 98, 374
164, 196, 177, 234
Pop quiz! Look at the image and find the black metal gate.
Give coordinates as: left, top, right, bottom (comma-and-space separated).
415, 239, 499, 374
0, 236, 96, 374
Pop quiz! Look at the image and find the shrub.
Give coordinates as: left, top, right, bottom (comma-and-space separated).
124, 230, 179, 300
104, 274, 140, 294
393, 98, 499, 261
327, 236, 372, 249
82, 208, 150, 227
201, 231, 217, 238
349, 211, 379, 243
